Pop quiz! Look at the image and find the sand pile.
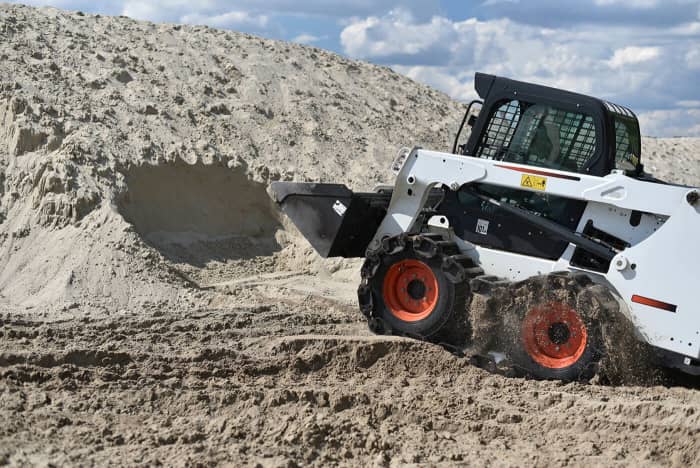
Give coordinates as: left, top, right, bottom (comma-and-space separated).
0, 5, 699, 314
0, 4, 462, 314
641, 137, 700, 186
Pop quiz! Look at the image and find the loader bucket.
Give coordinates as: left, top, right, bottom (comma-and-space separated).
269, 182, 391, 258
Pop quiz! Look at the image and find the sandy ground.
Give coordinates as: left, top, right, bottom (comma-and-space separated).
0, 4, 699, 467
2, 281, 699, 467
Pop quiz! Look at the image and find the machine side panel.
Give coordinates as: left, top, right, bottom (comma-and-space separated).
604, 200, 700, 359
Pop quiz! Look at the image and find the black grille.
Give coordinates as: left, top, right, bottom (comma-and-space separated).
475, 99, 597, 173
476, 100, 521, 159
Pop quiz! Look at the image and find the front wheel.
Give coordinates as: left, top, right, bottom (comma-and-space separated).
358, 234, 480, 345
516, 298, 600, 381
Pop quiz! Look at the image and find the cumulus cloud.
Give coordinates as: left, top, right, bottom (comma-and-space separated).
686, 47, 700, 69
340, 9, 458, 65
393, 65, 479, 102
607, 46, 660, 68
638, 108, 700, 137
292, 33, 324, 44
180, 11, 269, 29
593, 0, 659, 8
478, 0, 700, 30
482, 0, 520, 5
340, 9, 699, 136
678, 100, 700, 108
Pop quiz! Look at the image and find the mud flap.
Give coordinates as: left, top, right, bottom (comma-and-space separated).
269, 182, 391, 258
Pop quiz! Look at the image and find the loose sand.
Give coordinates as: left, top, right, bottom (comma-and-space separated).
0, 4, 698, 466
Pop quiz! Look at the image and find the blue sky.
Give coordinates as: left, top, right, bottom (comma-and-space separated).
10, 0, 700, 136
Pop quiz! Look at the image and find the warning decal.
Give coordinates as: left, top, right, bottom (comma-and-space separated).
520, 174, 547, 191
333, 200, 347, 216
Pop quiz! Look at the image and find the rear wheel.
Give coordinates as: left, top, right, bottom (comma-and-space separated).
518, 299, 597, 380
500, 273, 637, 381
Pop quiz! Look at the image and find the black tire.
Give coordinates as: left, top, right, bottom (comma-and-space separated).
499, 273, 608, 381
469, 272, 658, 383
358, 235, 475, 344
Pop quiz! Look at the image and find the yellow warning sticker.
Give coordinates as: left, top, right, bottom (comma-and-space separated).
521, 174, 547, 191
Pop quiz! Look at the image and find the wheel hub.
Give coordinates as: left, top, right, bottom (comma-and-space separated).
521, 302, 588, 369
406, 279, 426, 300
548, 322, 571, 345
382, 259, 439, 322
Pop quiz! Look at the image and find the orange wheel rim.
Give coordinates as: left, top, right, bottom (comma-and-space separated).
521, 302, 587, 369
382, 259, 439, 322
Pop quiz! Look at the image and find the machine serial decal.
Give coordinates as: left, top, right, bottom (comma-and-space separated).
476, 218, 490, 235
631, 295, 678, 313
520, 174, 547, 191
495, 164, 582, 181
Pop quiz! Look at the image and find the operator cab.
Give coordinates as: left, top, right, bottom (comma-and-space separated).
443, 73, 642, 265
457, 72, 643, 176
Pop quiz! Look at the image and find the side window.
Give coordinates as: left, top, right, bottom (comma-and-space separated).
475, 100, 521, 159
614, 116, 641, 171
475, 100, 598, 173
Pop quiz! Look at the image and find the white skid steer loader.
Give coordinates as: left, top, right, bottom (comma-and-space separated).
270, 73, 700, 381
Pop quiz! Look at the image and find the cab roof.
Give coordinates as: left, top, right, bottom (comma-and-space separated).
474, 72, 637, 122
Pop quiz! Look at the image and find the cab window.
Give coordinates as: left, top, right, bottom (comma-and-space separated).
475, 100, 598, 173
613, 116, 641, 171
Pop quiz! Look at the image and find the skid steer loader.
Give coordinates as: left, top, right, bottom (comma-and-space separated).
270, 73, 700, 380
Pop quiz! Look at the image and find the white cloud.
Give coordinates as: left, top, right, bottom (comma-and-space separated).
686, 47, 700, 69
339, 10, 699, 136
593, 0, 660, 8
180, 11, 269, 29
341, 12, 608, 96
638, 108, 700, 137
292, 33, 324, 44
666, 21, 700, 37
119, 1, 270, 29
120, 0, 430, 21
340, 9, 457, 62
121, 0, 192, 22
482, 0, 520, 5
607, 46, 660, 68
677, 100, 700, 108
393, 65, 479, 102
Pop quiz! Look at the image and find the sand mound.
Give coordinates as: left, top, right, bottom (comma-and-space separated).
0, 5, 698, 313
642, 137, 700, 186
0, 4, 461, 312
